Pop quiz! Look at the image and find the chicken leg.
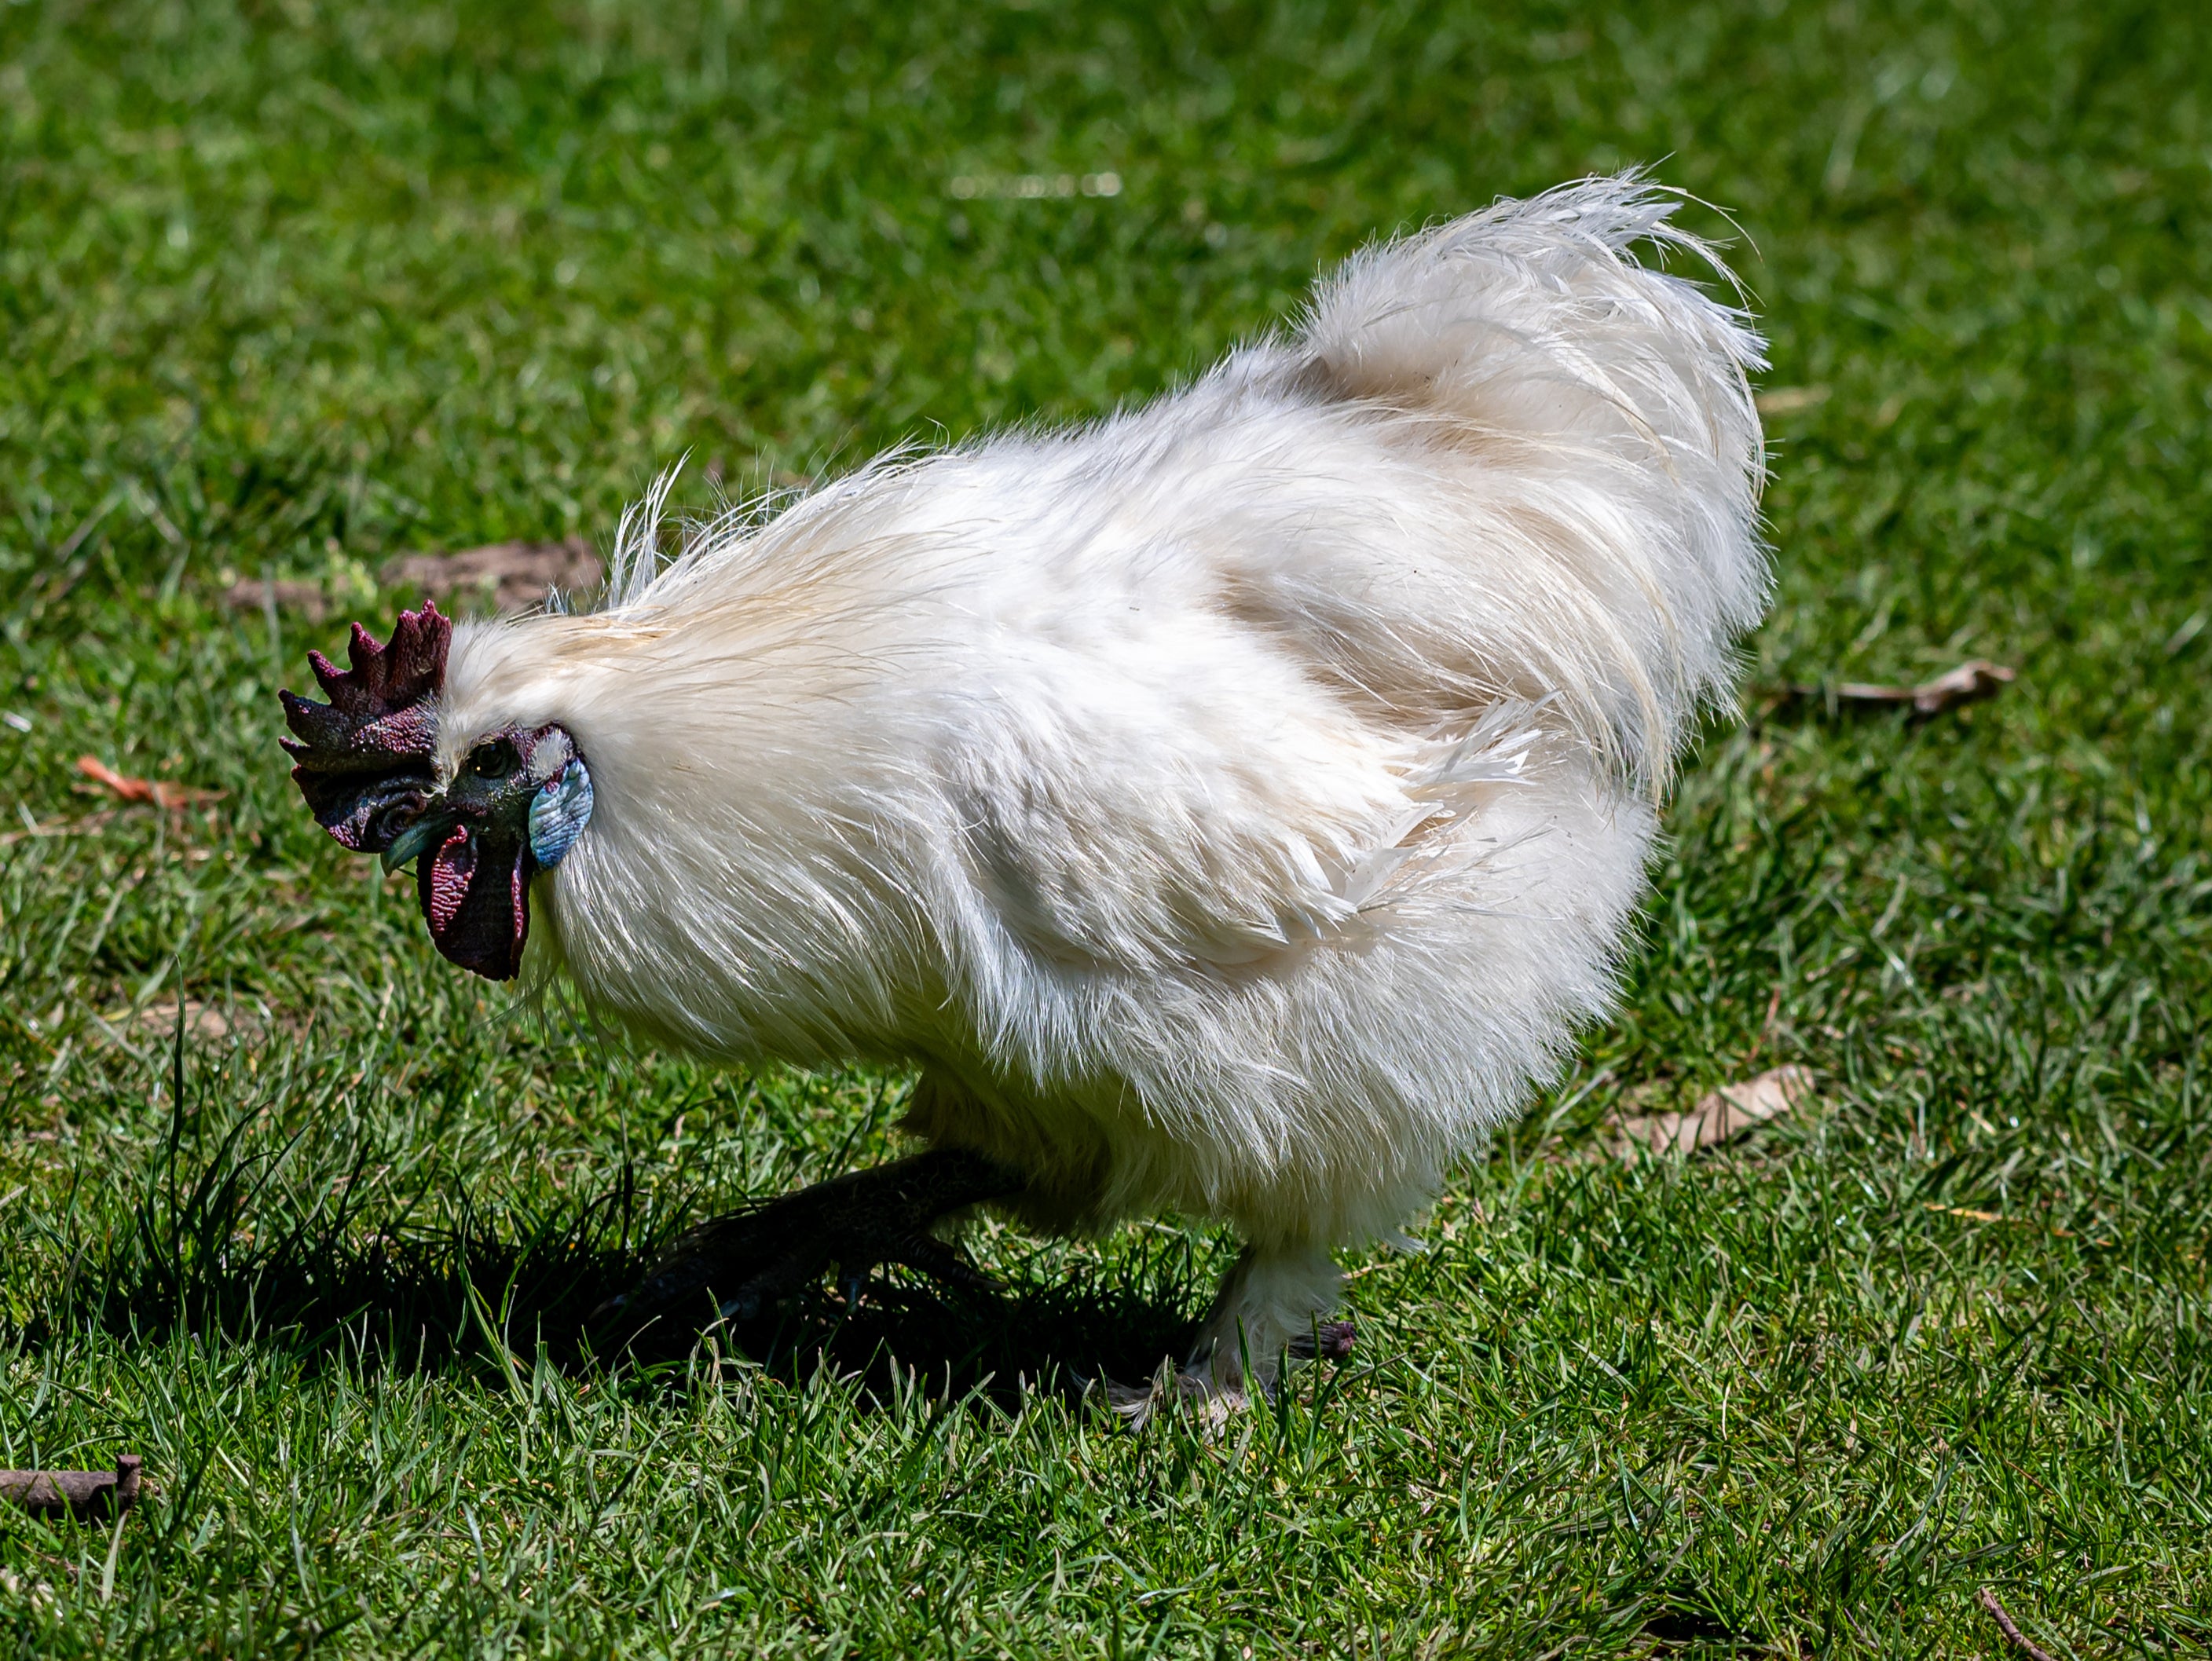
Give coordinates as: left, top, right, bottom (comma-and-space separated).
597, 1147, 1025, 1334
1104, 1242, 1357, 1427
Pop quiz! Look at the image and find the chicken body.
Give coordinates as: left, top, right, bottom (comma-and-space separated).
429, 177, 1768, 1398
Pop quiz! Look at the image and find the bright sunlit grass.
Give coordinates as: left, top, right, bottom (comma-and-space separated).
2, 1, 2208, 1654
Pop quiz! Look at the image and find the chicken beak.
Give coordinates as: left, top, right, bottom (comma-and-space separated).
381, 807, 460, 874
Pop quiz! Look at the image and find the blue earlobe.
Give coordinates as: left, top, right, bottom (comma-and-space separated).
528, 757, 594, 869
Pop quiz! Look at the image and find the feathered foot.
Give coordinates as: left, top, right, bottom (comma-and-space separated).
1099, 1243, 1354, 1429
1099, 1319, 1356, 1431
595, 1148, 1024, 1339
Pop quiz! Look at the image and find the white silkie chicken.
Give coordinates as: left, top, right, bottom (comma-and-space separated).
282, 176, 1767, 1410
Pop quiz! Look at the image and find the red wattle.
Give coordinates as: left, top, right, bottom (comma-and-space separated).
427, 829, 474, 934
416, 824, 532, 981
508, 840, 528, 965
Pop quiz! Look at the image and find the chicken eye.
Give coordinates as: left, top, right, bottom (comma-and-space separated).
467, 737, 520, 779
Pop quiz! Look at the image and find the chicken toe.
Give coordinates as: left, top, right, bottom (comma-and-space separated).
1096, 1251, 1357, 1432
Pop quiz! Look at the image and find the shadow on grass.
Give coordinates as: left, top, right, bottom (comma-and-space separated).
45, 1106, 1206, 1405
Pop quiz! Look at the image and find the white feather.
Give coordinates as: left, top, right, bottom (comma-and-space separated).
435, 175, 1769, 1392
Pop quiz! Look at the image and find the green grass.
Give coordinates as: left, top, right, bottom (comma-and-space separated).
3, 0, 2210, 1653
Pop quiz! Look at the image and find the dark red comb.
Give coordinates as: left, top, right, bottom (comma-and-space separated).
279, 602, 452, 852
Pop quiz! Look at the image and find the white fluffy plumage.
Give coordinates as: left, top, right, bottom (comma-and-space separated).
438, 175, 1769, 1397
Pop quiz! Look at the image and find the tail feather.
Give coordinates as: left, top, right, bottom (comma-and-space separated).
1273, 174, 1769, 788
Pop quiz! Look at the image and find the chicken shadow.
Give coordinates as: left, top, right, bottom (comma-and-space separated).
615, 1271, 1204, 1405
69, 1170, 1208, 1407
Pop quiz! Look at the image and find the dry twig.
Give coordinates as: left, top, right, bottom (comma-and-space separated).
0, 1456, 141, 1522
1976, 1587, 2058, 1661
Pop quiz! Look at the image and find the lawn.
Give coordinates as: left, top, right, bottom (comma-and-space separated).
3, 0, 2210, 1654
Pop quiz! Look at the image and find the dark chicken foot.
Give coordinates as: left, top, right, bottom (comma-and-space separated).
1285, 1319, 1358, 1363
595, 1148, 1025, 1336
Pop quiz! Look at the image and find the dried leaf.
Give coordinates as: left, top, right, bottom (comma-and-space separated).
384, 538, 602, 615
1844, 659, 2016, 714
1609, 1065, 1814, 1158
129, 1000, 238, 1041
1921, 1202, 2111, 1245
1926, 1202, 2005, 1224
74, 756, 225, 810
89, 1001, 265, 1063
1775, 659, 2015, 719
0, 810, 118, 848
1754, 384, 1830, 415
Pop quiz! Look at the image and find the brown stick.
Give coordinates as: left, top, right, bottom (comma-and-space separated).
1774, 660, 2016, 719
0, 1455, 142, 1521
1977, 1587, 2058, 1661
